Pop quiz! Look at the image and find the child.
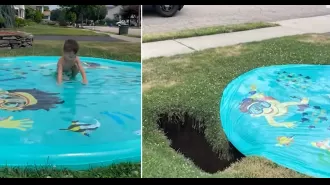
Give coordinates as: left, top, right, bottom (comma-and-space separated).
56, 39, 88, 85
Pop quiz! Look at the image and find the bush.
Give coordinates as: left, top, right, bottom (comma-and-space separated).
47, 21, 57, 26
34, 11, 43, 23
40, 20, 57, 26
15, 17, 26, 28
25, 7, 35, 20
59, 21, 68, 27
25, 19, 37, 26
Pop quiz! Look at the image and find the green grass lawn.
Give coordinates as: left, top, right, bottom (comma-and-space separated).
142, 22, 278, 43
142, 33, 330, 178
0, 40, 141, 62
9, 24, 108, 36
0, 40, 141, 178
0, 163, 140, 178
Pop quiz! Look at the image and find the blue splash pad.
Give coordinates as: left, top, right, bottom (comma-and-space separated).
220, 64, 330, 178
0, 56, 141, 169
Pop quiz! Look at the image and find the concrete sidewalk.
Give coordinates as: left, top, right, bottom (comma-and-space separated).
142, 15, 330, 60
85, 26, 141, 43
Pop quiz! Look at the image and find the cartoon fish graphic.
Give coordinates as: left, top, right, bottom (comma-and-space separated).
276, 136, 294, 147
311, 139, 330, 151
82, 62, 109, 69
59, 119, 101, 137
134, 130, 141, 136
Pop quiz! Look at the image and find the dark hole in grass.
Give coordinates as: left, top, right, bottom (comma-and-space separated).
157, 112, 244, 174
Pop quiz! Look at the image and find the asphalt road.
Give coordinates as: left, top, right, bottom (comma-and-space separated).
142, 5, 330, 34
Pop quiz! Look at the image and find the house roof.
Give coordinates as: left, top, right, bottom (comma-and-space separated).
43, 11, 50, 16
13, 5, 25, 10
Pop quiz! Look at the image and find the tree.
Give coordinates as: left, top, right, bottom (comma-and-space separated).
0, 5, 15, 28
59, 5, 94, 24
34, 10, 43, 23
25, 6, 36, 20
66, 11, 76, 23
44, 6, 49, 11
87, 5, 107, 21
57, 9, 67, 26
50, 8, 63, 21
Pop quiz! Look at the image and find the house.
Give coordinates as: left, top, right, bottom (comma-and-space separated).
28, 5, 44, 13
105, 5, 122, 20
28, 5, 50, 20
42, 11, 50, 20
13, 5, 25, 19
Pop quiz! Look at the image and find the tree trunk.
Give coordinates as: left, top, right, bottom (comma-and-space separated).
128, 15, 131, 26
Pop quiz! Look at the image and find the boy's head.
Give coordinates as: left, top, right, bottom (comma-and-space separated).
63, 39, 79, 61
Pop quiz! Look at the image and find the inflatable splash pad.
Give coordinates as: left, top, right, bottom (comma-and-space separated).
0, 56, 141, 169
220, 65, 330, 178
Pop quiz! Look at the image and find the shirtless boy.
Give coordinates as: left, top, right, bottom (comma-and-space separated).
56, 39, 88, 85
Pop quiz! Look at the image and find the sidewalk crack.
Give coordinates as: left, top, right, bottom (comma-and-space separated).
174, 40, 197, 51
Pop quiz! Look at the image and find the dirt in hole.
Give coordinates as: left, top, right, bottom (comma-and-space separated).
157, 112, 244, 174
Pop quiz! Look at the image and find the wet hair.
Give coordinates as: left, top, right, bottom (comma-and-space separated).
63, 39, 79, 54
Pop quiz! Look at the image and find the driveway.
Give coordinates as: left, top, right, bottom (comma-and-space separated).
84, 26, 141, 36
143, 5, 330, 34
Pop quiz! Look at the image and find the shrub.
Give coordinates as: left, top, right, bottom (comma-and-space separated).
25, 7, 35, 20
15, 17, 26, 28
59, 21, 68, 26
47, 21, 57, 26
34, 11, 43, 23
40, 20, 57, 26
25, 19, 37, 26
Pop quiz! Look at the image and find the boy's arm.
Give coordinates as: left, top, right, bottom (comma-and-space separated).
57, 59, 63, 84
76, 57, 88, 84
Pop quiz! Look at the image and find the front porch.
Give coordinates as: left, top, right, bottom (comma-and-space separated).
13, 5, 25, 19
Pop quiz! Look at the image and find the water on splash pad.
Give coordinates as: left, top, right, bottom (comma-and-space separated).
0, 56, 141, 168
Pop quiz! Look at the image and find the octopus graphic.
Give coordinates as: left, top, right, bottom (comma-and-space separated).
0, 88, 64, 111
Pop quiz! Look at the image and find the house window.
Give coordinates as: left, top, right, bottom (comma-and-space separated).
15, 9, 18, 16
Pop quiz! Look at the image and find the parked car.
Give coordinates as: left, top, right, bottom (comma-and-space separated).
144, 5, 184, 17
116, 20, 128, 27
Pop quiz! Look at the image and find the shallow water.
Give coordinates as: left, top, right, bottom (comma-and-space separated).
0, 56, 141, 168
221, 64, 330, 178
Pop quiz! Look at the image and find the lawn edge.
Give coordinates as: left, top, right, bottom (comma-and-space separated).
142, 22, 279, 43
